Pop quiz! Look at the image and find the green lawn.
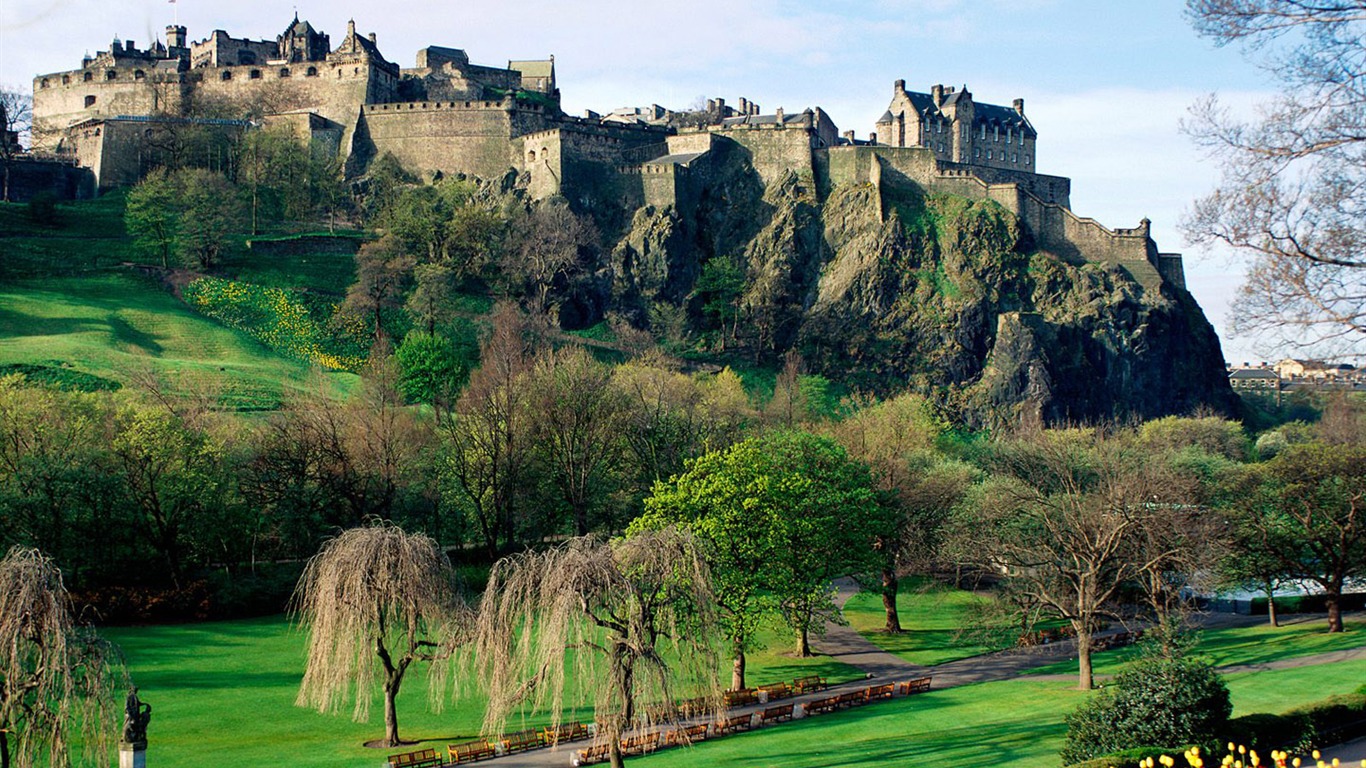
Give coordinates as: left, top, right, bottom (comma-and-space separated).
1026, 615, 1366, 678
104, 615, 860, 768
0, 274, 356, 408
843, 579, 1024, 666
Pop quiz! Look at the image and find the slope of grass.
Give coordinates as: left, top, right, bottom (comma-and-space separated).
843, 579, 1020, 666
0, 274, 356, 408
103, 615, 859, 768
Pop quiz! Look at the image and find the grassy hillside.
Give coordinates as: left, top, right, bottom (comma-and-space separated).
0, 197, 360, 407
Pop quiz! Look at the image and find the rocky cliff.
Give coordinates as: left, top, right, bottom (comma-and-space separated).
566, 142, 1233, 427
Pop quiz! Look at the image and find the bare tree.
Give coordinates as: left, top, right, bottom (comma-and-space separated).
0, 547, 122, 768
957, 428, 1187, 690
527, 346, 630, 535
344, 235, 415, 343
504, 204, 598, 317
0, 87, 32, 203
475, 530, 723, 768
293, 525, 468, 747
1184, 1, 1366, 353
440, 303, 536, 556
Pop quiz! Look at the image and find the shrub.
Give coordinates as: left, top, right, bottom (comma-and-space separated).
1061, 656, 1232, 764
1064, 745, 1194, 768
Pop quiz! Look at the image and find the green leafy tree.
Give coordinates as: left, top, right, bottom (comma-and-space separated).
394, 330, 467, 409
343, 234, 415, 343
638, 430, 882, 683
1235, 442, 1366, 633
175, 169, 246, 270
124, 170, 180, 269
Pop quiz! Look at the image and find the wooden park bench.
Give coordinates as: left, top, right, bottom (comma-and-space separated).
620, 732, 660, 756
759, 682, 792, 700
804, 696, 839, 716
388, 748, 442, 768
542, 721, 589, 745
716, 713, 754, 734
759, 703, 795, 724
866, 684, 894, 701
723, 687, 759, 708
793, 675, 828, 694
665, 723, 709, 747
834, 690, 868, 709
575, 742, 612, 766
899, 677, 932, 695
447, 739, 496, 764
675, 696, 711, 717
501, 728, 544, 753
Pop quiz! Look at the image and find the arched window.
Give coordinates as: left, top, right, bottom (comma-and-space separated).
306, 66, 318, 77
221, 70, 233, 81
279, 68, 290, 78
85, 95, 96, 108
541, 148, 548, 159
62, 75, 71, 85
105, 70, 117, 80
144, 129, 154, 139
83, 72, 93, 82
528, 151, 537, 163
40, 79, 50, 89
134, 70, 146, 81
980, 122, 986, 139
987, 149, 993, 160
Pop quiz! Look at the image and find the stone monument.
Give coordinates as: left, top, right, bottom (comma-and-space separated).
119, 686, 152, 768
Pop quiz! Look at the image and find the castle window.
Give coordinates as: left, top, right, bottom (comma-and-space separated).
134, 70, 146, 81
980, 123, 986, 139
528, 151, 537, 163
62, 75, 70, 84
986, 149, 992, 160
105, 70, 117, 80
144, 129, 154, 138
1020, 132, 1025, 146
221, 70, 232, 81
974, 148, 980, 159
1025, 155, 1031, 166
994, 125, 999, 141
83, 72, 93, 82
85, 95, 96, 108
279, 68, 290, 78
40, 79, 50, 89
306, 66, 318, 77
1012, 153, 1018, 163
1006, 127, 1012, 143
250, 69, 262, 79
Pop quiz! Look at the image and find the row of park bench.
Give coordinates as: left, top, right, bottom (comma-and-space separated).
387, 675, 930, 768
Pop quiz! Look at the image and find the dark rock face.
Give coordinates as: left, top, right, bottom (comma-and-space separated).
581, 156, 1235, 426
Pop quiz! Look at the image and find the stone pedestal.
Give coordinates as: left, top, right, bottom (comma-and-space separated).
119, 741, 146, 768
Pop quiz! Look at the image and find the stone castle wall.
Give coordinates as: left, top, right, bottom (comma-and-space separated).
355, 100, 553, 180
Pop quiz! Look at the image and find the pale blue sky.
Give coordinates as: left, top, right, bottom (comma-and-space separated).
1, 0, 1285, 364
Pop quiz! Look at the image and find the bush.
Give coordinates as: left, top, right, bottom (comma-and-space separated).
1061, 656, 1232, 764
1064, 745, 1195, 768
1223, 713, 1313, 754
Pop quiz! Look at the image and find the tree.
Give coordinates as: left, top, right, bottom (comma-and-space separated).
343, 234, 415, 343
1236, 442, 1366, 633
955, 428, 1190, 690
503, 204, 597, 316
293, 524, 467, 748
439, 303, 535, 556
829, 393, 956, 633
639, 431, 882, 682
1184, 1, 1366, 349
475, 531, 723, 768
394, 330, 467, 409
124, 170, 180, 269
405, 262, 456, 335
174, 169, 246, 270
1, 87, 32, 203
0, 547, 122, 768
527, 346, 630, 536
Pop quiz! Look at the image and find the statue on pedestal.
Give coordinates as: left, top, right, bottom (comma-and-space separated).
121, 686, 152, 746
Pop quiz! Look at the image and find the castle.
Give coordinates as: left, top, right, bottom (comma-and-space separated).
28, 15, 1186, 291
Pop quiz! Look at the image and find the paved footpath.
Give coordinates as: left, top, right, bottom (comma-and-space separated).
418, 581, 1360, 767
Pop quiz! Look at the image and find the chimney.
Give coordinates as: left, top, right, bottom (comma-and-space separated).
894, 79, 906, 95
1013, 97, 1025, 115
716, 97, 726, 115
775, 107, 785, 123
368, 32, 377, 45
750, 102, 759, 115
869, 132, 878, 144
706, 99, 716, 112
843, 130, 855, 142
931, 84, 944, 106
347, 20, 357, 38
125, 39, 136, 52
739, 97, 749, 114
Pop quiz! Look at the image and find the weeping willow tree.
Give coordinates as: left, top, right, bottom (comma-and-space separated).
475, 530, 724, 768
292, 525, 469, 747
0, 547, 123, 768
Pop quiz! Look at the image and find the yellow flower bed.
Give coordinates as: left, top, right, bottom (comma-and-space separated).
1127, 745, 1365, 768
184, 277, 366, 372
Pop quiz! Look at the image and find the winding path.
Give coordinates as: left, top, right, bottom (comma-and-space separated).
434, 581, 1363, 767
